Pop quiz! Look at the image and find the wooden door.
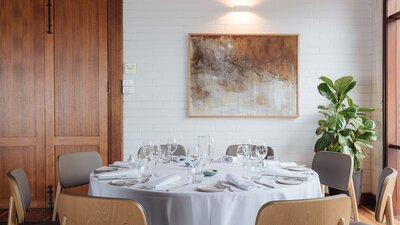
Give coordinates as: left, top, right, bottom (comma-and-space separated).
0, 0, 46, 208
45, 0, 109, 194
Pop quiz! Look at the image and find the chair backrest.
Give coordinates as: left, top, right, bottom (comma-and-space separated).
226, 145, 274, 159
7, 168, 31, 223
375, 167, 398, 222
58, 193, 148, 225
138, 144, 186, 157
312, 151, 353, 191
255, 195, 351, 225
58, 151, 102, 188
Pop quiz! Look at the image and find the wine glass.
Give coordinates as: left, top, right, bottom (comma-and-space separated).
142, 140, 153, 161
255, 141, 267, 161
167, 137, 178, 163
151, 145, 162, 176
236, 144, 249, 168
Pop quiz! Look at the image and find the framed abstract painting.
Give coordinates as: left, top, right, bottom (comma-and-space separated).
188, 34, 299, 118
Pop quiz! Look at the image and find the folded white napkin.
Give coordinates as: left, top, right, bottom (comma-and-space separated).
96, 169, 139, 180
263, 166, 310, 180
222, 155, 239, 163
141, 174, 181, 190
110, 161, 130, 168
279, 162, 298, 167
225, 173, 257, 190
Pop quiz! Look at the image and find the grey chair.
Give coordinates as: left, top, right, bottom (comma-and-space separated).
350, 167, 398, 225
226, 144, 274, 159
7, 168, 59, 225
138, 144, 186, 158
311, 151, 359, 221
255, 194, 351, 225
52, 151, 102, 221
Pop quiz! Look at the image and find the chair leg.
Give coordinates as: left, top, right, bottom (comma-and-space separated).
385, 195, 395, 225
320, 184, 325, 196
61, 216, 67, 225
348, 180, 359, 222
7, 196, 17, 225
52, 181, 62, 221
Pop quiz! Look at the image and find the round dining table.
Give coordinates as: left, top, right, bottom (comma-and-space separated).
89, 161, 322, 225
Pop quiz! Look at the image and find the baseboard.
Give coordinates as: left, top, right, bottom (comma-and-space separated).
360, 192, 376, 210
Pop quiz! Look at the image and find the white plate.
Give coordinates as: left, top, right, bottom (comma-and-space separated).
285, 166, 310, 172
196, 184, 224, 192
109, 180, 138, 186
94, 167, 118, 173
275, 178, 303, 185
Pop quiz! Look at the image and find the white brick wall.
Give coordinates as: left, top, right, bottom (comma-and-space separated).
123, 0, 382, 193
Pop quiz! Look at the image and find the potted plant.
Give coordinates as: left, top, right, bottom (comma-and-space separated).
314, 75, 377, 204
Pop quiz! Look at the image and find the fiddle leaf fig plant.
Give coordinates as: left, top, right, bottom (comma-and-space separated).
314, 76, 377, 170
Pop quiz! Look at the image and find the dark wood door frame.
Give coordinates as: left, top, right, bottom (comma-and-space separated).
108, 0, 123, 163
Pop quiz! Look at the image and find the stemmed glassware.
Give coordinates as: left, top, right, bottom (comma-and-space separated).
142, 140, 154, 161
236, 144, 249, 168
167, 137, 178, 163
151, 145, 162, 176
255, 141, 267, 161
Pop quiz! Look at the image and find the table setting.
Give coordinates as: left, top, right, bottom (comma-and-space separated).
89, 136, 322, 225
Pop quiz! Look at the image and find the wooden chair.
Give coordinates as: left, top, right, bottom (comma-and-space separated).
138, 144, 186, 157
255, 194, 351, 225
226, 144, 274, 159
58, 192, 148, 225
312, 151, 359, 221
52, 151, 102, 221
350, 167, 398, 225
7, 168, 58, 225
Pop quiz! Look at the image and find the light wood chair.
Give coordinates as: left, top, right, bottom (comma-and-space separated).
52, 151, 102, 221
312, 151, 359, 221
350, 167, 398, 225
7, 168, 58, 225
58, 192, 148, 225
226, 144, 274, 159
255, 194, 351, 225
138, 144, 186, 157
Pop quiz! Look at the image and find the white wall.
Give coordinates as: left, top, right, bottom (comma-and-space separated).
123, 0, 382, 192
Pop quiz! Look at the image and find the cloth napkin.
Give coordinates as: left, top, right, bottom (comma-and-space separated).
222, 155, 239, 163
225, 173, 257, 190
109, 161, 130, 168
263, 166, 310, 180
96, 169, 139, 180
141, 174, 181, 190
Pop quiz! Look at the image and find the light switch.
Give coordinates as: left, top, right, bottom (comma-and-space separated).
124, 63, 137, 74
123, 87, 134, 94
122, 80, 134, 87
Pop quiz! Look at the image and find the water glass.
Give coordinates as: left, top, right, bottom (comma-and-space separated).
139, 159, 153, 182
190, 164, 204, 184
161, 148, 172, 164
249, 161, 263, 181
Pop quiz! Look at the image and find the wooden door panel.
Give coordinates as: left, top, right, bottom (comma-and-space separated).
0, 0, 46, 207
46, 0, 108, 195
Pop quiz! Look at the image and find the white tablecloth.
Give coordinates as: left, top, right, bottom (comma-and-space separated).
89, 162, 322, 225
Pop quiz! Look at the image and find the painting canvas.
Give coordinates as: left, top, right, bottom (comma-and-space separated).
188, 34, 298, 118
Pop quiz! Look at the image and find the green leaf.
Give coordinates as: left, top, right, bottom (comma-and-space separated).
318, 120, 327, 126
338, 134, 347, 146
315, 127, 325, 135
318, 83, 337, 103
340, 81, 356, 100
347, 96, 354, 107
326, 113, 346, 130
349, 117, 363, 130
319, 76, 336, 91
314, 132, 333, 152
362, 119, 376, 130
339, 128, 353, 137
319, 111, 330, 118
358, 107, 375, 112
334, 76, 353, 94
317, 105, 329, 110
339, 106, 357, 119
356, 131, 377, 142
